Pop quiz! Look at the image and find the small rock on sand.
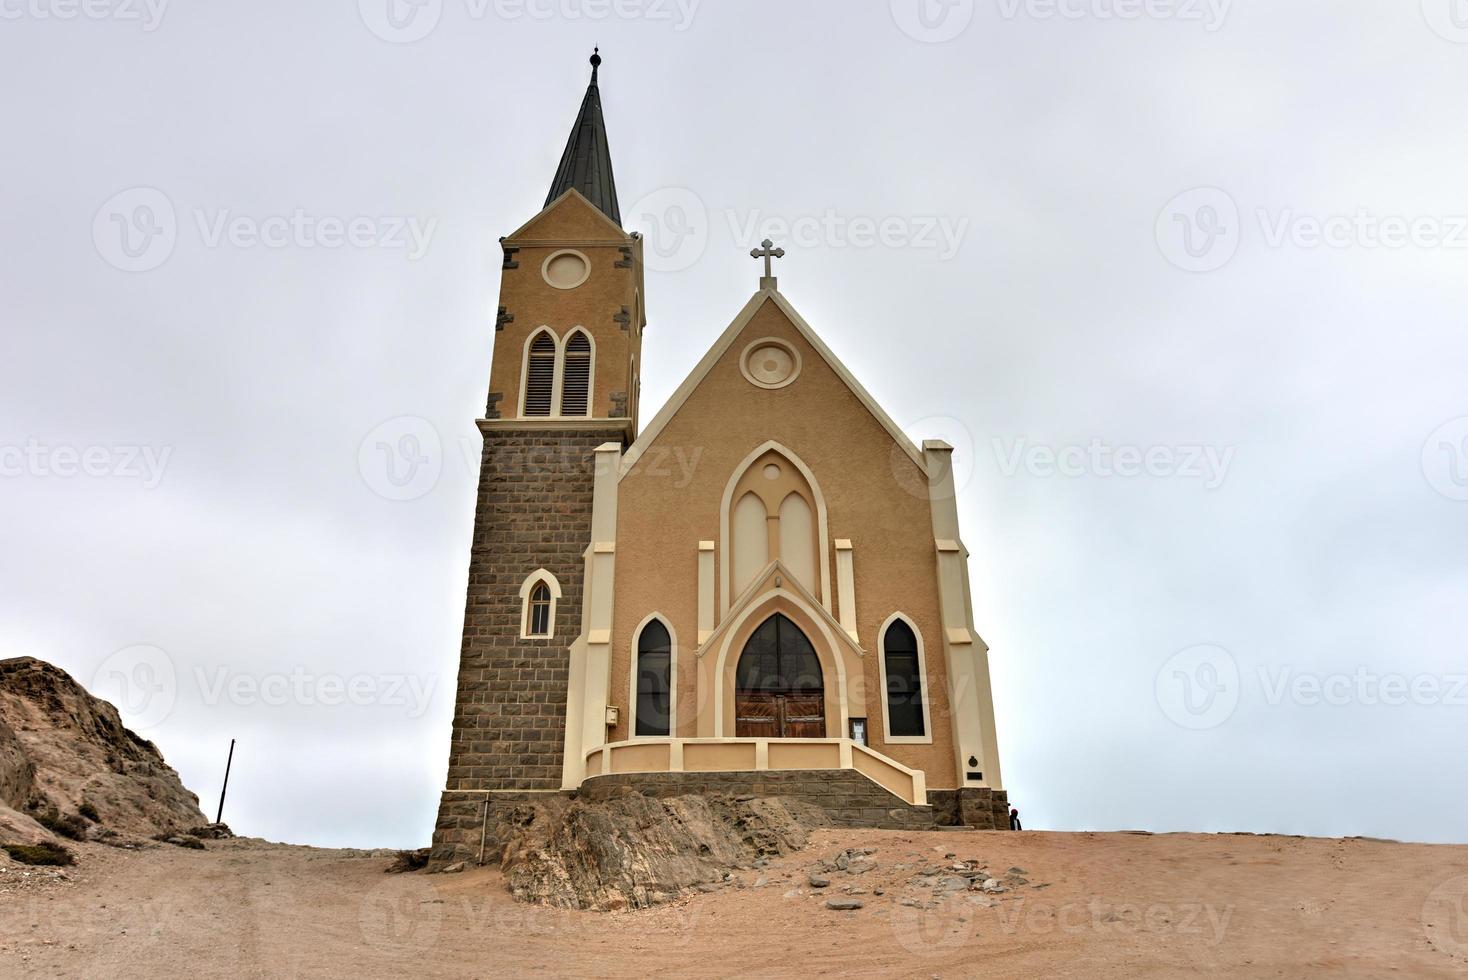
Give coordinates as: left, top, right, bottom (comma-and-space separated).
826, 899, 863, 911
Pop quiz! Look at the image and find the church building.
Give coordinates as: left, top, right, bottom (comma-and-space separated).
432, 52, 1008, 864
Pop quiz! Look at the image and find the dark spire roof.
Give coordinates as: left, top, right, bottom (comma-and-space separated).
545, 48, 621, 226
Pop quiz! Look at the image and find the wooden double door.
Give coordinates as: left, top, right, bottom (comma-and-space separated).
734, 613, 828, 738
734, 692, 826, 739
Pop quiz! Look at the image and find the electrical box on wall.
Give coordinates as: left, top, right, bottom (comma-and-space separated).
605, 706, 619, 727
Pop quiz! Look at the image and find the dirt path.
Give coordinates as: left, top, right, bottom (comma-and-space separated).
3, 830, 1466, 978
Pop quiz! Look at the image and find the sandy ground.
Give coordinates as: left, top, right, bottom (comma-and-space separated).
2, 829, 1467, 978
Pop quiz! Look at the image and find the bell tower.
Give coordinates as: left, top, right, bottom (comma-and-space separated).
431, 51, 645, 866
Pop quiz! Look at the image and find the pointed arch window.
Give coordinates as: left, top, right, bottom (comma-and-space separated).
560, 330, 592, 417
633, 618, 673, 737
880, 616, 931, 741
523, 331, 557, 417
519, 569, 561, 639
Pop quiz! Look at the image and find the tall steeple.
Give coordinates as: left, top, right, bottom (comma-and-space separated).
546, 48, 621, 226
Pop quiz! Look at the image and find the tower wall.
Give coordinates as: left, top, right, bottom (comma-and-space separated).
430, 424, 623, 864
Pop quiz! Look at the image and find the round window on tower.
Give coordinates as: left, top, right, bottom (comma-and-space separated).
541, 249, 591, 290
740, 337, 802, 390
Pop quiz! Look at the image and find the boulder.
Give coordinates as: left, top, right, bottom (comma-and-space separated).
0, 658, 206, 843
491, 792, 827, 910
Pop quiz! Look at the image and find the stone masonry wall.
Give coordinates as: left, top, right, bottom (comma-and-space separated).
928, 788, 1012, 831
436, 427, 624, 798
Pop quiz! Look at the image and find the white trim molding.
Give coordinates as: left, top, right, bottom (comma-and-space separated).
717, 440, 832, 617
739, 336, 802, 390
697, 541, 715, 644
876, 612, 934, 745
541, 248, 592, 290
518, 568, 562, 639
627, 613, 677, 739
621, 288, 927, 476
835, 539, 857, 642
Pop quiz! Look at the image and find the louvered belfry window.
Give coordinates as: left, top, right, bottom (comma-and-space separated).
523, 332, 556, 416
560, 331, 592, 417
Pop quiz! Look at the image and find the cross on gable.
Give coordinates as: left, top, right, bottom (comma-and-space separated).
750, 238, 785, 289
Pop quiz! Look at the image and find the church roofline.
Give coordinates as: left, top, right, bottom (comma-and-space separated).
501, 187, 634, 245
620, 286, 929, 477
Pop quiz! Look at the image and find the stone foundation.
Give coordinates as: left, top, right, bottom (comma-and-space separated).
927, 787, 1012, 831
433, 777, 1011, 869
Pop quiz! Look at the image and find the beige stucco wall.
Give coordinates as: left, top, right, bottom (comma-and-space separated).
607, 297, 961, 789
490, 193, 644, 425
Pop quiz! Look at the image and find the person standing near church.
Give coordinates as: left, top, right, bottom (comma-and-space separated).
1010, 807, 1022, 831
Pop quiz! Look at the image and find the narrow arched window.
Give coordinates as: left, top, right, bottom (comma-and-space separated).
523, 331, 556, 417
560, 331, 592, 417
883, 619, 925, 738
527, 583, 552, 637
519, 569, 560, 639
634, 619, 672, 736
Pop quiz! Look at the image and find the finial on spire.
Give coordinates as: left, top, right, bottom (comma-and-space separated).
590, 46, 601, 81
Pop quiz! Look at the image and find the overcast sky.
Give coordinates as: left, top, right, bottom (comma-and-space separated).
2, 1, 1466, 849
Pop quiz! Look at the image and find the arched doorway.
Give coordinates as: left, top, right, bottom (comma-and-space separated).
734, 613, 825, 738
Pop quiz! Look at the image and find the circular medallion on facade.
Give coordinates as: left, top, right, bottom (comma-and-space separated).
541, 249, 591, 290
740, 338, 801, 390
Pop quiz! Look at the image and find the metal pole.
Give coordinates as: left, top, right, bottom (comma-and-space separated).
477, 797, 490, 866
215, 738, 235, 825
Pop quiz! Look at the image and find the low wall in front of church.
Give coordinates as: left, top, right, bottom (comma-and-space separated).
927, 787, 1012, 831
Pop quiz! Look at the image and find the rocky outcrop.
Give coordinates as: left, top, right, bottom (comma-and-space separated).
0, 657, 206, 845
486, 791, 827, 910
